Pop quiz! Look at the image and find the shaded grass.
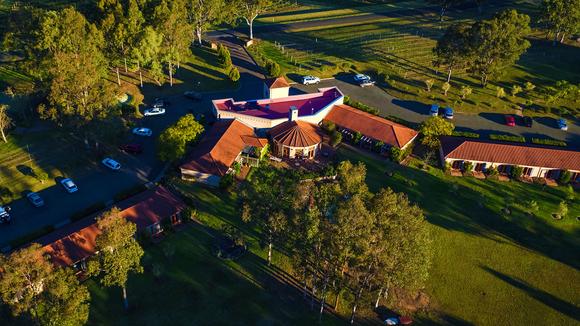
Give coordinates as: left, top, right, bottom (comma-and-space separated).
87, 215, 343, 325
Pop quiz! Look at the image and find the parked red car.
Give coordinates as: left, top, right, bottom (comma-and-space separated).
119, 144, 143, 154
505, 115, 516, 127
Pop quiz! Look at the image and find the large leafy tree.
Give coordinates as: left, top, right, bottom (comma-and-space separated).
419, 116, 454, 148
0, 104, 12, 143
36, 267, 90, 326
186, 0, 226, 45
132, 26, 164, 86
153, 0, 192, 86
157, 114, 204, 161
88, 207, 144, 310
540, 0, 580, 44
241, 166, 299, 265
0, 244, 90, 325
35, 7, 116, 127
433, 22, 473, 82
469, 9, 531, 86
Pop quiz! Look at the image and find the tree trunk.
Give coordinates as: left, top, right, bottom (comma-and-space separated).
303, 270, 308, 299
310, 273, 318, 310
137, 61, 143, 88
124, 58, 128, 73
0, 129, 6, 143
447, 67, 452, 83
349, 286, 363, 324
560, 32, 566, 43
375, 287, 383, 308
553, 31, 560, 46
267, 241, 273, 266
122, 286, 129, 310
319, 275, 329, 320
439, 7, 446, 22
116, 67, 121, 86
196, 25, 203, 45
249, 19, 254, 40
169, 61, 173, 87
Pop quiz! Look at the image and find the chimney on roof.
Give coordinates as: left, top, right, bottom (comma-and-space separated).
289, 106, 298, 122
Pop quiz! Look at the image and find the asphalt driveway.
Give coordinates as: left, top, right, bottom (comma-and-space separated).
293, 79, 579, 147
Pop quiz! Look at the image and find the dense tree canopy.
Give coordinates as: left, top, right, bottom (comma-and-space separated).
88, 207, 144, 310
35, 7, 116, 127
420, 116, 454, 148
433, 22, 473, 82
540, 0, 580, 44
157, 114, 204, 161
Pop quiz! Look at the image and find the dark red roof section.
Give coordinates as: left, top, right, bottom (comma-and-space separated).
264, 76, 290, 89
324, 105, 418, 148
440, 136, 580, 170
180, 119, 255, 176
39, 186, 186, 267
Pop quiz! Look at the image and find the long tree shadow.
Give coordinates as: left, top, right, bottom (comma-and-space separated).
481, 265, 580, 322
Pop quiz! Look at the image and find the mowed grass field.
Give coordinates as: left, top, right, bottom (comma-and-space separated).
252, 0, 579, 117
336, 145, 580, 324
89, 148, 579, 325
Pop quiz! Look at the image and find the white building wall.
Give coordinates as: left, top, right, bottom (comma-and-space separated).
443, 157, 574, 178
269, 87, 290, 99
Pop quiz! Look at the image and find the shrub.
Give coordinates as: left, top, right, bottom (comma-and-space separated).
390, 144, 412, 163
510, 165, 523, 179
217, 44, 232, 68
556, 201, 568, 218
489, 134, 526, 143
219, 173, 235, 191
486, 166, 498, 177
321, 120, 336, 133
452, 131, 480, 138
34, 169, 49, 184
558, 170, 571, 184
232, 161, 242, 175
374, 141, 385, 153
463, 161, 473, 172
511, 85, 522, 97
228, 66, 240, 82
181, 207, 197, 222
330, 130, 342, 147
0, 186, 14, 205
531, 138, 567, 147
353, 131, 362, 144
265, 60, 281, 77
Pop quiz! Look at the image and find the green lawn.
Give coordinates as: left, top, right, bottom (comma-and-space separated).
335, 145, 580, 324
252, 0, 579, 117
0, 131, 94, 204
87, 183, 343, 325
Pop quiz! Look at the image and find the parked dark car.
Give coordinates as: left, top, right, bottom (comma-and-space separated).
523, 116, 533, 127
0, 205, 11, 224
184, 91, 203, 101
26, 192, 44, 207
119, 144, 143, 154
215, 237, 247, 260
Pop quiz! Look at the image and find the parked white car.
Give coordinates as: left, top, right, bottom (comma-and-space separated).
60, 178, 78, 193
132, 127, 152, 136
353, 74, 371, 82
102, 158, 121, 171
302, 75, 320, 85
144, 107, 166, 116
0, 205, 11, 223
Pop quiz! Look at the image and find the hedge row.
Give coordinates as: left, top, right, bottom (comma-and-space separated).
344, 96, 380, 116
452, 131, 480, 138
489, 134, 526, 143
531, 138, 567, 147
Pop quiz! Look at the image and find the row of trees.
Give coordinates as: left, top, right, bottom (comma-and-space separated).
0, 209, 144, 325
240, 162, 432, 323
433, 9, 531, 85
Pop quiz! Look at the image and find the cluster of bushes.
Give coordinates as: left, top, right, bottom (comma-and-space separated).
389, 144, 413, 163
452, 131, 480, 138
531, 138, 567, 147
489, 134, 526, 143
217, 43, 240, 82
264, 59, 281, 77
344, 96, 380, 116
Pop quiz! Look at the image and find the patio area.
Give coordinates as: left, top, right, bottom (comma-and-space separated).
269, 143, 337, 173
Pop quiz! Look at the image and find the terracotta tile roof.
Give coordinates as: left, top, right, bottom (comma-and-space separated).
39, 186, 186, 267
240, 135, 269, 148
269, 120, 323, 148
440, 136, 580, 171
264, 76, 290, 89
180, 119, 255, 176
324, 105, 418, 148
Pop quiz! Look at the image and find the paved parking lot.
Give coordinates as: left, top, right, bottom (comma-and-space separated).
293, 78, 579, 147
